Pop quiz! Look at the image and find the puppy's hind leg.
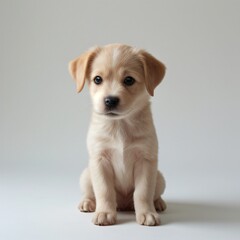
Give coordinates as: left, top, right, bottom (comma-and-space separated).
78, 168, 96, 212
154, 171, 167, 212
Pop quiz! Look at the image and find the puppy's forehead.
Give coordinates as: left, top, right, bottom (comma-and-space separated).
92, 45, 142, 76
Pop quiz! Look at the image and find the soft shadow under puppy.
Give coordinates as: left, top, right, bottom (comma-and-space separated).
162, 201, 240, 225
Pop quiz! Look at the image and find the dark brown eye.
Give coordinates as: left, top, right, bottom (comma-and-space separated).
94, 76, 102, 84
123, 76, 135, 86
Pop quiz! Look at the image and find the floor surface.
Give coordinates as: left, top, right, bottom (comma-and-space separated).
1, 169, 240, 240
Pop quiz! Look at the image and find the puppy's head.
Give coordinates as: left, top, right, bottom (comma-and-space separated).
69, 44, 165, 119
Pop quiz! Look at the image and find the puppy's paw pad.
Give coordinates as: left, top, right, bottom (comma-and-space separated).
136, 212, 160, 226
154, 198, 167, 212
92, 212, 117, 226
78, 199, 96, 212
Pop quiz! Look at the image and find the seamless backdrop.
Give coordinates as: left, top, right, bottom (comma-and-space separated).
1, 1, 240, 240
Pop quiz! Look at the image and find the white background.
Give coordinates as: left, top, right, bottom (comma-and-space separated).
1, 0, 240, 239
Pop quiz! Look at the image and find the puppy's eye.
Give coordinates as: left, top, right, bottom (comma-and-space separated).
94, 76, 103, 85
123, 76, 135, 86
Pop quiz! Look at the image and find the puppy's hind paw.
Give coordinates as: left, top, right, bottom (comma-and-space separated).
154, 198, 167, 212
92, 212, 117, 226
78, 199, 96, 212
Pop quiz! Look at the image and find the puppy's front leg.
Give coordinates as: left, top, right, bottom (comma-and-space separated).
90, 157, 117, 226
134, 159, 160, 226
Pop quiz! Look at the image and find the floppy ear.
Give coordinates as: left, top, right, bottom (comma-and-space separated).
139, 50, 166, 96
68, 47, 100, 93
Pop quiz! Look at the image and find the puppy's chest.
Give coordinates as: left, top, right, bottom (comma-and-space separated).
109, 125, 141, 158
109, 128, 142, 174
92, 122, 146, 192
110, 134, 137, 192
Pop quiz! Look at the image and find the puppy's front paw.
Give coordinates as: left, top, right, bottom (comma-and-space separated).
92, 212, 117, 226
136, 212, 160, 226
78, 199, 96, 212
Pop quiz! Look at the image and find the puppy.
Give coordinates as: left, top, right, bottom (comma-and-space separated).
69, 44, 166, 226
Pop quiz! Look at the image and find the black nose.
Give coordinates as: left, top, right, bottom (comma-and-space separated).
104, 96, 120, 108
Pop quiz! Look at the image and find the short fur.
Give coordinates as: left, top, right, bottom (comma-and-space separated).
69, 44, 166, 226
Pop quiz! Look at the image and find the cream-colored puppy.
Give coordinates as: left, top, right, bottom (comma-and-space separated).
69, 44, 166, 226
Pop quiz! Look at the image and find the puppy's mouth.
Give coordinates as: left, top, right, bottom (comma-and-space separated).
105, 111, 119, 117
94, 110, 124, 118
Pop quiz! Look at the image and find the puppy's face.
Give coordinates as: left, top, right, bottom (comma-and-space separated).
89, 45, 148, 118
69, 44, 165, 119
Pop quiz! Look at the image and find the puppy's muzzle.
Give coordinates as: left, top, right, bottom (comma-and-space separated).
104, 96, 120, 109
